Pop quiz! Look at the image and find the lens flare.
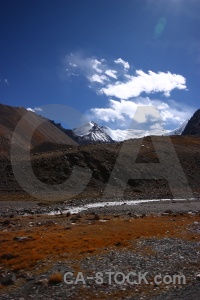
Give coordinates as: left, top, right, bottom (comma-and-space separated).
154, 17, 167, 39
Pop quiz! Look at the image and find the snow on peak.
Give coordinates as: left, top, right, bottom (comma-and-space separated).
73, 121, 113, 143
73, 120, 189, 143
165, 120, 188, 136
73, 121, 96, 136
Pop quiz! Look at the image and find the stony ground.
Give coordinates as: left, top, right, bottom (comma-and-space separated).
1, 135, 200, 299
0, 204, 200, 300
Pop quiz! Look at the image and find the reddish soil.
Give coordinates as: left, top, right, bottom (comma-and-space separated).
1, 213, 200, 271
1, 212, 200, 299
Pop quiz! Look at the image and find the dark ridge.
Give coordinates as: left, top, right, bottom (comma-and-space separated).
182, 109, 200, 136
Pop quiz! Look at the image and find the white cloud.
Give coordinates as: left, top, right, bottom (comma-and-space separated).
88, 74, 108, 84
133, 105, 162, 124
90, 106, 124, 123
69, 63, 77, 67
114, 58, 130, 69
150, 122, 164, 130
100, 70, 187, 99
90, 97, 193, 130
66, 54, 120, 85
27, 107, 43, 113
66, 55, 187, 99
65, 54, 106, 81
105, 69, 118, 79
91, 59, 103, 73
90, 99, 140, 123
65, 53, 96, 76
65, 53, 192, 132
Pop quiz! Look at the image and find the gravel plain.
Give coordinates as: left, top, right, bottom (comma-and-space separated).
0, 198, 200, 299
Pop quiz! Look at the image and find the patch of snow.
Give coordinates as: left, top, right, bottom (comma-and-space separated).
73, 119, 188, 143
73, 121, 95, 136
73, 121, 113, 143
165, 120, 188, 136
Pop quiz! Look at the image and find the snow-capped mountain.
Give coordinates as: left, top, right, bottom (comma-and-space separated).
73, 120, 189, 143
102, 126, 166, 141
103, 124, 188, 141
165, 120, 188, 136
73, 121, 114, 143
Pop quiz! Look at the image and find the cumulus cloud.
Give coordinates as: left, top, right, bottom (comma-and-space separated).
65, 53, 120, 86
114, 58, 130, 69
69, 63, 77, 67
91, 59, 103, 73
90, 97, 193, 130
65, 54, 105, 77
89, 74, 109, 84
105, 69, 118, 79
66, 54, 187, 99
100, 70, 187, 99
65, 53, 192, 132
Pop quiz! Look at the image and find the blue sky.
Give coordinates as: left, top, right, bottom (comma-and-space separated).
0, 0, 200, 131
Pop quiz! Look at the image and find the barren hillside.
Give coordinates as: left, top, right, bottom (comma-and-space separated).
0, 104, 77, 156
0, 135, 200, 201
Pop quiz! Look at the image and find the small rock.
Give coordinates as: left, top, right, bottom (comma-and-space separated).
132, 214, 139, 219
64, 226, 71, 230
35, 278, 48, 286
0, 272, 16, 285
13, 236, 32, 242
196, 274, 200, 281
93, 213, 100, 220
2, 220, 10, 226
1, 253, 16, 260
26, 276, 35, 281
164, 209, 172, 214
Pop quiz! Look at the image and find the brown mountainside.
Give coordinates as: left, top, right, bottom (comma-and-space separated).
0, 104, 77, 156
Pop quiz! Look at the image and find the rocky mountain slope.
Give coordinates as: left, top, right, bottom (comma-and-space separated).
0, 104, 77, 155
182, 109, 200, 136
1, 135, 200, 201
0, 104, 196, 152
1, 103, 200, 202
